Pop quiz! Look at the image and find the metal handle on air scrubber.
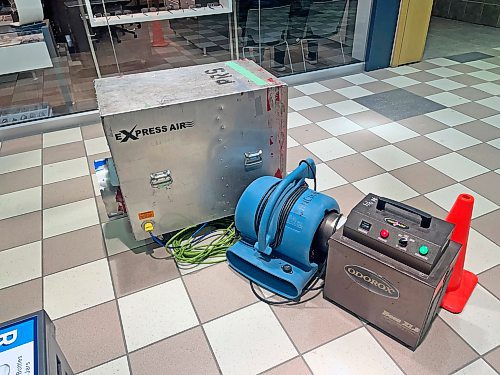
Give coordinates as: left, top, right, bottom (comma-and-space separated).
244, 150, 263, 170
376, 196, 432, 229
255, 158, 316, 255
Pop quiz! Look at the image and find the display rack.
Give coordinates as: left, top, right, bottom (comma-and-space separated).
85, 0, 232, 27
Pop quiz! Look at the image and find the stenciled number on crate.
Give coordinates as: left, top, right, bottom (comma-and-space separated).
204, 67, 235, 85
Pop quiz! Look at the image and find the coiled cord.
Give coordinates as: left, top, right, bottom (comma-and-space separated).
156, 218, 238, 266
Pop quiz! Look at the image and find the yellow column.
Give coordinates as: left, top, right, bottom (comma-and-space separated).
391, 0, 433, 67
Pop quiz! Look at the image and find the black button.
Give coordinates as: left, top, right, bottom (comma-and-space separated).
359, 220, 371, 231
282, 264, 293, 273
399, 237, 408, 247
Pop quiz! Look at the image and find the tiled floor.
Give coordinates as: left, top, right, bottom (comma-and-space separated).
1, 50, 500, 375
424, 17, 500, 59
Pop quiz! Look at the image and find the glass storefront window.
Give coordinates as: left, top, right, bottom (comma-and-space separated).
237, 0, 361, 76
0, 0, 372, 127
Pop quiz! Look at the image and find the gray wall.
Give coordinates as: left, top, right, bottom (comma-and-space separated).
432, 0, 500, 27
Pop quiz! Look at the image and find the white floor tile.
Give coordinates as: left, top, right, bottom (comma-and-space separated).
43, 128, 82, 148
425, 184, 498, 219
382, 76, 419, 88
43, 157, 89, 185
465, 60, 498, 70
426, 92, 470, 107
468, 70, 500, 82
425, 128, 481, 150
91, 174, 100, 196
425, 153, 488, 181
294, 82, 330, 95
454, 359, 497, 375
335, 86, 373, 99
427, 67, 462, 78
387, 65, 420, 75
317, 117, 362, 136
288, 96, 322, 111
342, 73, 377, 85
368, 122, 419, 143
44, 259, 115, 319
78, 356, 130, 375
0, 149, 41, 175
288, 112, 312, 129
304, 137, 356, 161
306, 163, 347, 191
119, 278, 198, 351
472, 82, 500, 95
427, 78, 466, 91
43, 197, 99, 238
204, 303, 298, 375
362, 145, 419, 171
425, 108, 475, 127
465, 229, 500, 275
477, 96, 500, 111
326, 100, 369, 116
482, 114, 500, 129
303, 328, 403, 375
84, 137, 110, 156
427, 58, 459, 67
287, 136, 299, 148
487, 138, 500, 149
0, 186, 41, 221
102, 217, 153, 256
0, 241, 41, 290
353, 173, 418, 201
440, 285, 500, 355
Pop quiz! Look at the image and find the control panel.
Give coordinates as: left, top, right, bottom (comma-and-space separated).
343, 194, 455, 274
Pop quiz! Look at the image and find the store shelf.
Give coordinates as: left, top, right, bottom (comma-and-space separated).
86, 0, 232, 27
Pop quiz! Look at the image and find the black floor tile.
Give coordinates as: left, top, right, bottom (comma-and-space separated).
446, 52, 495, 63
354, 89, 446, 121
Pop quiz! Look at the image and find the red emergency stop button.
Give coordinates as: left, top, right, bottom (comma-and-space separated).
380, 229, 389, 239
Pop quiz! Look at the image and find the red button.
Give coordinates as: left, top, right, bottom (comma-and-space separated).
380, 229, 389, 239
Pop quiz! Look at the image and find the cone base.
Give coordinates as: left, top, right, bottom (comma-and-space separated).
152, 41, 169, 47
441, 270, 478, 314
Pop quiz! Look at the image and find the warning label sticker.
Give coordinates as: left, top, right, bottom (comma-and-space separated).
138, 211, 155, 220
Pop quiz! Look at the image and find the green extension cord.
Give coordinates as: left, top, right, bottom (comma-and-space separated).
164, 218, 238, 266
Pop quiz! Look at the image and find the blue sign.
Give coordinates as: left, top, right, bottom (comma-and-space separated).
0, 316, 38, 375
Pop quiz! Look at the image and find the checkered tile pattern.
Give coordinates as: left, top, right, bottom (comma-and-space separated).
1, 51, 500, 375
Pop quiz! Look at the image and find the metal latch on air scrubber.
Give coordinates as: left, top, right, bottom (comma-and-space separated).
150, 170, 173, 188
244, 150, 263, 170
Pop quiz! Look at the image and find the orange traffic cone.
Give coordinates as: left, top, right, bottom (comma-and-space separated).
441, 194, 478, 313
151, 21, 168, 47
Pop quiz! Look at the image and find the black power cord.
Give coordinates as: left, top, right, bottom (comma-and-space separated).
250, 213, 343, 306
299, 159, 317, 191
271, 182, 308, 249
254, 181, 280, 236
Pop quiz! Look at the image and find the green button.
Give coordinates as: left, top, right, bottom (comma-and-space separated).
419, 245, 429, 256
